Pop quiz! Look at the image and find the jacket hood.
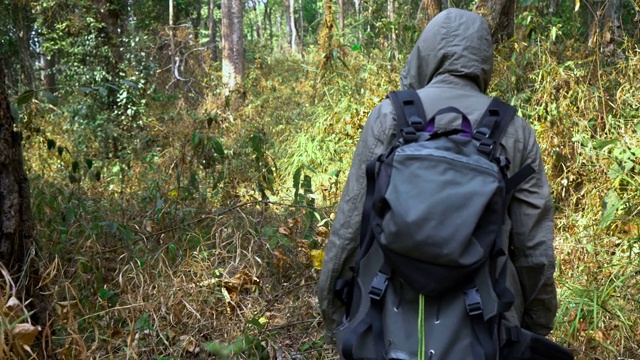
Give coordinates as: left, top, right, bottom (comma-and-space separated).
400, 8, 493, 93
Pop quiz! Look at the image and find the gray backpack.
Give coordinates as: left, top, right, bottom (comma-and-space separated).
334, 90, 572, 360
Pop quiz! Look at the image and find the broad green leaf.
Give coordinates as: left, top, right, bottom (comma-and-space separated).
43, 90, 58, 106
47, 139, 56, 151
16, 90, 35, 106
212, 139, 225, 157
122, 80, 139, 88
593, 139, 618, 150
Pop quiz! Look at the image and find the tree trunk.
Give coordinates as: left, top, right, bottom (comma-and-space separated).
209, 0, 219, 61
588, 0, 623, 51
338, 0, 345, 32
298, 0, 304, 57
0, 62, 47, 335
417, 0, 441, 28
222, 0, 244, 92
41, 53, 57, 94
93, 0, 125, 77
474, 0, 516, 45
11, 1, 36, 89
388, 0, 397, 60
264, 0, 273, 46
285, 0, 293, 49
289, 0, 297, 51
318, 0, 335, 69
191, 0, 203, 43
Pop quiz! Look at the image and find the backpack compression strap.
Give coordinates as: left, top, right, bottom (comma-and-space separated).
474, 98, 535, 192
388, 90, 427, 143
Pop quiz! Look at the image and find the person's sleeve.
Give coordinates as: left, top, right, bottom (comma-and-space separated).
509, 125, 558, 336
317, 102, 393, 343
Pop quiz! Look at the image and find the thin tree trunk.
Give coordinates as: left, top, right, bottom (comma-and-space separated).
222, 0, 244, 91
285, 0, 293, 49
588, 0, 623, 51
170, 0, 176, 71
12, 1, 35, 89
289, 0, 297, 51
388, 0, 397, 60
298, 0, 304, 57
417, 0, 441, 28
41, 53, 57, 94
209, 0, 218, 61
338, 0, 345, 32
264, 0, 273, 46
194, 0, 203, 42
318, 0, 335, 69
474, 0, 516, 45
93, 0, 124, 78
255, 2, 262, 39
0, 61, 47, 335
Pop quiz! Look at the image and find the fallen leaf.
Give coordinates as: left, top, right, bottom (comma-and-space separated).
11, 323, 40, 347
4, 297, 24, 323
278, 226, 291, 235
310, 249, 325, 270
179, 335, 200, 354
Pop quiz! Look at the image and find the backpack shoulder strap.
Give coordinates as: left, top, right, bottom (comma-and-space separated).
474, 98, 536, 192
387, 90, 427, 143
473, 97, 516, 158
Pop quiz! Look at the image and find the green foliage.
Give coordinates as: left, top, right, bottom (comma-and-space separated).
5, 0, 640, 357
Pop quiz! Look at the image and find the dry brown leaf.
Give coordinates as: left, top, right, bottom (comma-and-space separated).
278, 226, 291, 235
11, 323, 40, 347
222, 269, 260, 295
4, 297, 24, 324
179, 335, 200, 354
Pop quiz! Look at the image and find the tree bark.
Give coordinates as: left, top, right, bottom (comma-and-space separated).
388, 0, 397, 60
417, 0, 441, 28
298, 0, 304, 57
11, 1, 36, 89
285, 0, 293, 49
0, 62, 47, 332
289, 0, 297, 51
338, 0, 345, 32
318, 0, 335, 69
209, 0, 219, 61
222, 0, 244, 91
588, 0, 623, 51
474, 0, 517, 45
41, 53, 58, 94
93, 0, 125, 77
191, 0, 203, 43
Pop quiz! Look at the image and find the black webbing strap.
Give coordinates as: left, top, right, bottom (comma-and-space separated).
473, 98, 516, 159
387, 90, 427, 144
506, 164, 536, 193
464, 286, 499, 360
342, 263, 391, 360
475, 98, 536, 193
356, 157, 382, 268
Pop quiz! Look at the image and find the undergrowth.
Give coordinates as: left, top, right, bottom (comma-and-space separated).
7, 33, 640, 360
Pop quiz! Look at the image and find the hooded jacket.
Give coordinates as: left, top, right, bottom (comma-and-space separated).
317, 8, 558, 342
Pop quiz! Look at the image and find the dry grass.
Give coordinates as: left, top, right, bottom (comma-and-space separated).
4, 38, 640, 360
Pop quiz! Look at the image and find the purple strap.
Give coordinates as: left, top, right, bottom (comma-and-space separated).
425, 106, 473, 138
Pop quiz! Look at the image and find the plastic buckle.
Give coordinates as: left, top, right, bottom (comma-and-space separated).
464, 288, 483, 316
472, 127, 491, 141
498, 156, 511, 171
477, 139, 495, 155
369, 272, 389, 300
401, 127, 418, 143
408, 115, 424, 131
